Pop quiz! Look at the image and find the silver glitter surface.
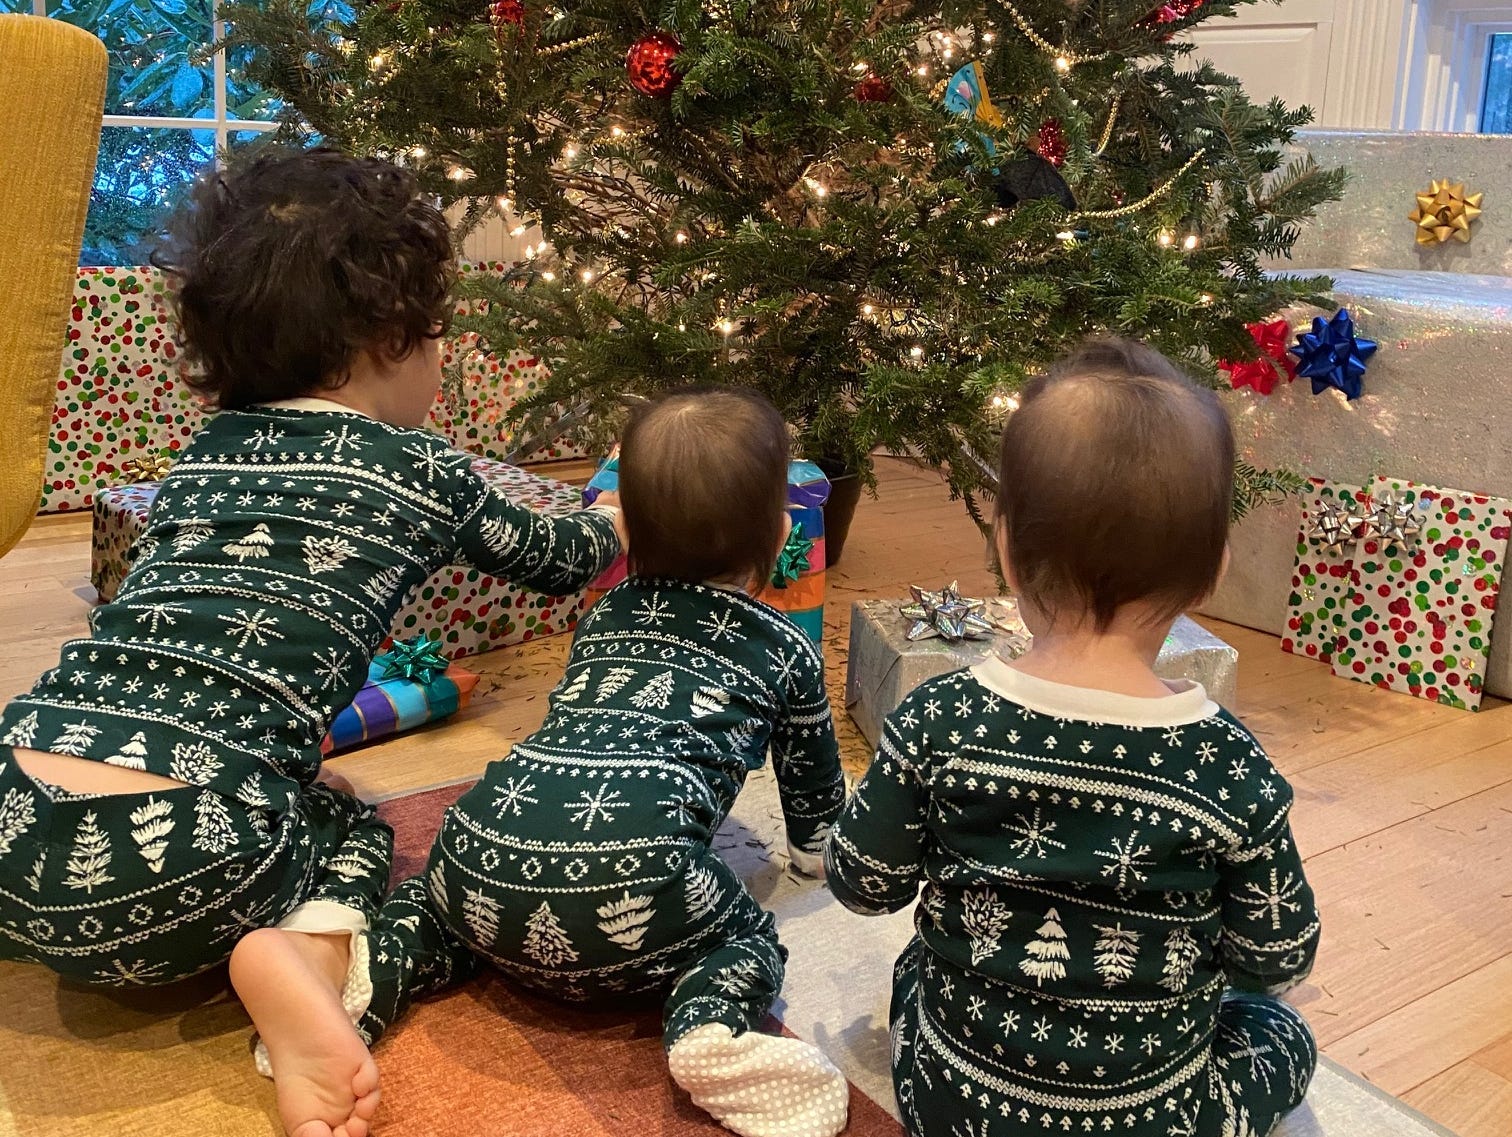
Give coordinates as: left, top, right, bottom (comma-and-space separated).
1271, 130, 1512, 276
1204, 267, 1512, 697
845, 600, 1238, 750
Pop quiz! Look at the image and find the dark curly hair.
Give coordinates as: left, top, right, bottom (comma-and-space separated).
152, 146, 456, 410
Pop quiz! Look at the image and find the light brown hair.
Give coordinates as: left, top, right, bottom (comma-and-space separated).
620, 387, 789, 587
995, 337, 1234, 631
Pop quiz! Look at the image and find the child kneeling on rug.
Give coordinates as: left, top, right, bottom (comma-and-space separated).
313, 387, 851, 1137
0, 148, 623, 1137
826, 338, 1320, 1137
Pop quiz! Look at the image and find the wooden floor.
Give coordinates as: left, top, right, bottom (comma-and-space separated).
3, 455, 1510, 1136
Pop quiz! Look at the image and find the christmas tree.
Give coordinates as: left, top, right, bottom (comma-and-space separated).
224, 0, 1342, 519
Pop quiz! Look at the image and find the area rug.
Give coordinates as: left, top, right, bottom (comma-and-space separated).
0, 772, 1456, 1137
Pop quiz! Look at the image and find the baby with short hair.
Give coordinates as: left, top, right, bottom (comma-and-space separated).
324, 387, 852, 1137
827, 338, 1320, 1137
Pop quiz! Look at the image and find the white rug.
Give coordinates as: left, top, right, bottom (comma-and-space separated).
717, 767, 1455, 1137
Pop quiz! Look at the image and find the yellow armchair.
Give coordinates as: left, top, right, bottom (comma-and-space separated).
0, 15, 106, 557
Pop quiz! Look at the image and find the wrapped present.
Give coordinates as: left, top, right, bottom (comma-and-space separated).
1202, 267, 1512, 697
91, 456, 591, 658
320, 638, 480, 754
845, 597, 1239, 749
43, 266, 581, 514
582, 454, 832, 642
1282, 479, 1370, 663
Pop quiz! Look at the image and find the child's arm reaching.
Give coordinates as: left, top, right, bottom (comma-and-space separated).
1216, 777, 1321, 996
769, 639, 846, 877
823, 688, 930, 915
448, 457, 623, 594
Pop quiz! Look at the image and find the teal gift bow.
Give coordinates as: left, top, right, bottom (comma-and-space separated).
378, 635, 450, 685
771, 522, 815, 589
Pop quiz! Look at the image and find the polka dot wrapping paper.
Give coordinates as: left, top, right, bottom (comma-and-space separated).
1282, 479, 1369, 664
1330, 476, 1512, 711
43, 267, 582, 514
91, 456, 590, 660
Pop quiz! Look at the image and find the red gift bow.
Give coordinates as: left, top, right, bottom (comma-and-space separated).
1219, 319, 1297, 395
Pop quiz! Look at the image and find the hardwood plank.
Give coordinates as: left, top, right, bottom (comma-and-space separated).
1292, 780, 1512, 1048
1400, 1058, 1512, 1137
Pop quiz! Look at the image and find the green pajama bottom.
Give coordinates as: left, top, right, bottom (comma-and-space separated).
359, 801, 787, 1051
0, 749, 392, 988
888, 936, 1316, 1137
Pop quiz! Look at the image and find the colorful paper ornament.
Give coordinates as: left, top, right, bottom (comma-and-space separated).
1408, 179, 1483, 246
1032, 118, 1067, 168
626, 31, 683, 99
1290, 309, 1377, 401
943, 60, 1004, 160
1219, 319, 1298, 395
853, 72, 893, 103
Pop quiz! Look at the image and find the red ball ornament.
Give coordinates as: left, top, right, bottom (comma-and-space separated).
626, 31, 684, 99
490, 0, 524, 31
854, 72, 894, 103
1032, 118, 1067, 168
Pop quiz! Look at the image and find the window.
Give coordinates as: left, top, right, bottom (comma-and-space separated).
1482, 31, 1512, 130
9, 0, 349, 263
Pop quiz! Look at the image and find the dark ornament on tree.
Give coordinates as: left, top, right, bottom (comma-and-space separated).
854, 72, 893, 103
1032, 118, 1067, 168
627, 31, 684, 99
994, 154, 1077, 212
489, 0, 525, 31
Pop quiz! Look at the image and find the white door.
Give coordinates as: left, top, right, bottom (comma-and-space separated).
1182, 0, 1338, 120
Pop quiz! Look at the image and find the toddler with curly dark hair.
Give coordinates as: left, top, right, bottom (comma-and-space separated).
0, 147, 625, 1137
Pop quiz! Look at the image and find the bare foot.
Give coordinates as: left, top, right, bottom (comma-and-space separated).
230, 928, 380, 1137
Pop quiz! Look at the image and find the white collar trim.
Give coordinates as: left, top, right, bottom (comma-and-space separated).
970, 655, 1218, 728
260, 397, 372, 418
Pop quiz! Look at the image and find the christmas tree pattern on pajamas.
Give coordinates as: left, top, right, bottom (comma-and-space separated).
0, 404, 616, 986
825, 663, 1321, 1137
0, 404, 619, 805
360, 579, 845, 1051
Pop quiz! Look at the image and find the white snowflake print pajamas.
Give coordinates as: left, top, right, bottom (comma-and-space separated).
825, 659, 1321, 1137
0, 401, 619, 990
357, 581, 851, 1137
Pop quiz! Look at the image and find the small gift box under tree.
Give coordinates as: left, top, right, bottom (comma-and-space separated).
846, 592, 1240, 749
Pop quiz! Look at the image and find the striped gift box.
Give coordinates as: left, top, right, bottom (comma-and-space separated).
320, 653, 479, 755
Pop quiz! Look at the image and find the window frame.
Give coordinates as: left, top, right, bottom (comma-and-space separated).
1397, 0, 1512, 131
22, 0, 280, 151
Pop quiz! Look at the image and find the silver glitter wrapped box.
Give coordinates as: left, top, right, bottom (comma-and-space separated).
1201, 268, 1512, 697
1271, 131, 1512, 277
844, 600, 1239, 750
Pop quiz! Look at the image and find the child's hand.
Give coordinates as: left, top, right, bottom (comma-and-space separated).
592, 491, 630, 554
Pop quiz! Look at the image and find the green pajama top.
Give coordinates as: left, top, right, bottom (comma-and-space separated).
0, 402, 620, 815
512, 578, 848, 859
825, 657, 1320, 1128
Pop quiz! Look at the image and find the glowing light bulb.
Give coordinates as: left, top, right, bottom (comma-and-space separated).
862, 303, 875, 315
804, 177, 828, 197
564, 144, 578, 159
1200, 292, 1215, 305
510, 224, 528, 237
1156, 229, 1175, 249
910, 345, 925, 359
1056, 230, 1076, 242
675, 230, 689, 244
447, 165, 473, 182
916, 65, 930, 77
717, 318, 734, 335
580, 268, 595, 282
1054, 56, 1071, 73
853, 61, 870, 73
370, 52, 387, 70
541, 271, 556, 282
495, 196, 511, 212
1183, 234, 1201, 252
982, 32, 995, 43
610, 125, 625, 138
985, 213, 1002, 227
410, 146, 428, 160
